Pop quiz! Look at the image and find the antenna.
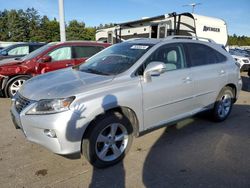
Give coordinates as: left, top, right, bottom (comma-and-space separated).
183, 3, 202, 13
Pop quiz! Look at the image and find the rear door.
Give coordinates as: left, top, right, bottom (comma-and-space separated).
184, 42, 228, 110
72, 45, 105, 65
141, 43, 195, 130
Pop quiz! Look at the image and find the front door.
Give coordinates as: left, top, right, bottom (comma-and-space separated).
42, 46, 73, 73
141, 43, 195, 130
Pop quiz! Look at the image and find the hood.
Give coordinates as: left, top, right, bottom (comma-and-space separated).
0, 58, 23, 66
18, 68, 114, 100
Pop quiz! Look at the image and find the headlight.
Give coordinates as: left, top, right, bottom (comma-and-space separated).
26, 97, 75, 115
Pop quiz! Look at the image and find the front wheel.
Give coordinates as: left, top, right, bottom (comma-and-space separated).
212, 87, 234, 122
82, 111, 133, 168
4, 76, 30, 98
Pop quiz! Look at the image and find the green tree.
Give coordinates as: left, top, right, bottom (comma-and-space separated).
66, 20, 85, 40
7, 9, 28, 41
44, 18, 60, 42
83, 27, 96, 40
0, 10, 9, 41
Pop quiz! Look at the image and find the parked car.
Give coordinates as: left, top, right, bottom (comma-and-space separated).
10, 36, 242, 168
229, 49, 250, 71
0, 42, 46, 61
231, 55, 250, 71
0, 41, 110, 97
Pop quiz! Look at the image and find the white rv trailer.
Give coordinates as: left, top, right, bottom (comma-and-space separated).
96, 12, 228, 47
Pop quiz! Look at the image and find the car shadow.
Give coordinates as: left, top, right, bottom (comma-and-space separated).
88, 94, 129, 188
65, 94, 127, 188
142, 104, 250, 187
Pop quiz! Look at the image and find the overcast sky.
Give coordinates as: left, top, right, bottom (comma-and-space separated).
2, 0, 250, 36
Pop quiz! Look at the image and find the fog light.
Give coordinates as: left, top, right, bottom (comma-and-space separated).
44, 129, 57, 138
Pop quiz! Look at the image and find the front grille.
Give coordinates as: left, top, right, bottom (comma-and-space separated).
15, 94, 31, 113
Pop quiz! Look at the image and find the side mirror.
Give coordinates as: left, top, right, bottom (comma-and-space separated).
39, 56, 52, 63
1, 51, 7, 56
143, 61, 166, 82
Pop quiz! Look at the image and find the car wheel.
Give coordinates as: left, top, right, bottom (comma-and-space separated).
212, 87, 234, 122
5, 76, 30, 98
82, 111, 133, 168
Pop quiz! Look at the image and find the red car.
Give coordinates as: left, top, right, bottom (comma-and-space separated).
0, 41, 110, 97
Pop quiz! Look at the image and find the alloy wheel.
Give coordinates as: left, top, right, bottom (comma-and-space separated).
95, 123, 129, 162
9, 79, 26, 96
217, 93, 232, 119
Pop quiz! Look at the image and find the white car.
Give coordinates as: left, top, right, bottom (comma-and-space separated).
231, 55, 250, 71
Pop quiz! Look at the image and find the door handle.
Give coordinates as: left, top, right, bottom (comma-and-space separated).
66, 63, 73, 67
219, 70, 225, 75
183, 76, 192, 83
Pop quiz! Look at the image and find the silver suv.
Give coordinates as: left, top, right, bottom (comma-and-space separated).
10, 36, 242, 168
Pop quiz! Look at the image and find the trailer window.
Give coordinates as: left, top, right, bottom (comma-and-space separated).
159, 27, 166, 38
108, 32, 113, 43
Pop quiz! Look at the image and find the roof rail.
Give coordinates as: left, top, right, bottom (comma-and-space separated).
166, 35, 216, 43
125, 38, 145, 42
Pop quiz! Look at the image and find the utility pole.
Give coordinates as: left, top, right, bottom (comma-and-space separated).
58, 0, 66, 41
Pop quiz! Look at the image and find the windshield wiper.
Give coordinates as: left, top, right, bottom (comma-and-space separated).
81, 68, 110, 75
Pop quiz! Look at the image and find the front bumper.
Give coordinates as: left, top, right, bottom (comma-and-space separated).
0, 75, 9, 96
10, 100, 89, 155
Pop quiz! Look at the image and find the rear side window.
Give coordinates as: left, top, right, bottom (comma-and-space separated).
30, 45, 43, 52
185, 43, 227, 67
72, 46, 104, 58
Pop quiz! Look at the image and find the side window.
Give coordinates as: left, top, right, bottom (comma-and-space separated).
48, 47, 71, 61
30, 45, 43, 52
72, 46, 104, 58
145, 44, 186, 71
8, 46, 29, 55
186, 43, 226, 67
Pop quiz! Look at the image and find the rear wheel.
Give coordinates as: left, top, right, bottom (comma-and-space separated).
4, 76, 30, 98
212, 87, 234, 122
82, 111, 133, 168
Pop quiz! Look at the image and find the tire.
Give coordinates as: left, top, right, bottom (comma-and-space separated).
212, 87, 234, 122
4, 76, 30, 98
82, 111, 133, 168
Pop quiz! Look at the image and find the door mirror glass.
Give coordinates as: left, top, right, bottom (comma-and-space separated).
143, 61, 166, 82
39, 56, 52, 63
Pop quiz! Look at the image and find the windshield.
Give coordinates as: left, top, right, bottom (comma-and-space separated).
21, 43, 53, 61
79, 42, 152, 75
